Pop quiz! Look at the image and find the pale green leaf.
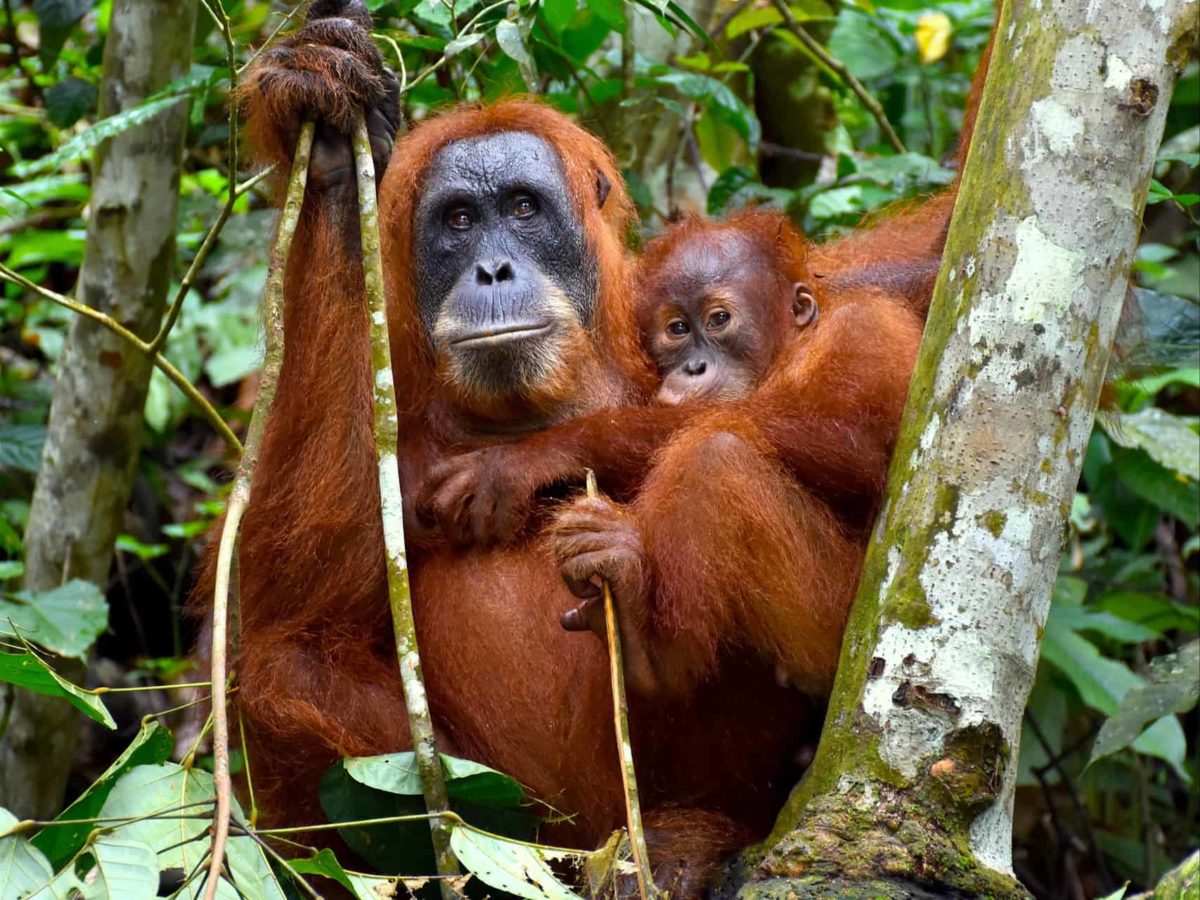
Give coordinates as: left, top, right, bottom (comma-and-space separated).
0, 649, 115, 728
450, 824, 583, 900
0, 579, 108, 658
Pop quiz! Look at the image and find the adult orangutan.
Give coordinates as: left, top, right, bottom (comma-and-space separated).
190, 0, 815, 892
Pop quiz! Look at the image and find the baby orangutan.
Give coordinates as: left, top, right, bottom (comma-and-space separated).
418, 210, 925, 696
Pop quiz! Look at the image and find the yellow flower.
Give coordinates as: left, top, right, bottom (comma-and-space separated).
916, 12, 953, 64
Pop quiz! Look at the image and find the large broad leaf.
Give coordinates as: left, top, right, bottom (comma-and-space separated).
0, 579, 108, 659
1112, 446, 1200, 527
0, 808, 54, 897
1042, 595, 1190, 779
450, 824, 583, 900
1090, 642, 1200, 768
343, 752, 527, 809
0, 648, 114, 728
98, 764, 285, 900
1105, 407, 1200, 480
32, 721, 174, 868
321, 752, 535, 875
33, 836, 159, 899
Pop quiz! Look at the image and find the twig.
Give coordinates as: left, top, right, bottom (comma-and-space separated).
202, 120, 316, 900
351, 114, 459, 897
1025, 711, 1116, 892
239, 2, 307, 76
585, 471, 655, 900
770, 0, 906, 154
0, 263, 242, 453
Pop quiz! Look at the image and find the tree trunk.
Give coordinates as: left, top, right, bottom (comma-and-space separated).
739, 0, 1197, 895
0, 0, 198, 818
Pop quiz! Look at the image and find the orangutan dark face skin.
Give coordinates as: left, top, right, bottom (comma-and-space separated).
414, 132, 602, 403
641, 232, 817, 406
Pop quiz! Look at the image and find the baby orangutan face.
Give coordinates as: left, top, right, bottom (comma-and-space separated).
640, 230, 818, 406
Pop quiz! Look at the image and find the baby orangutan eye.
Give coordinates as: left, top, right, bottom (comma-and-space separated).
666, 319, 690, 337
707, 309, 731, 329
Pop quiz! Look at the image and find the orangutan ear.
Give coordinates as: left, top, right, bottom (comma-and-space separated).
596, 170, 612, 209
793, 283, 818, 327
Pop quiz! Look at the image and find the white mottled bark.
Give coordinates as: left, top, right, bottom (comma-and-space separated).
852, 0, 1196, 876
751, 2, 1197, 895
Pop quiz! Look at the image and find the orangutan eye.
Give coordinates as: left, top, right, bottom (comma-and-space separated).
707, 309, 731, 329
447, 206, 475, 231
666, 319, 690, 337
512, 194, 538, 218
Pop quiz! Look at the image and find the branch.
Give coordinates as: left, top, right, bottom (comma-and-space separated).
351, 114, 459, 896
586, 471, 656, 900
770, 0, 906, 154
0, 263, 242, 454
202, 120, 315, 900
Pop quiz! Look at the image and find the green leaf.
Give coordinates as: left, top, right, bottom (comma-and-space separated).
1128, 366, 1200, 397
0, 425, 45, 473
98, 764, 286, 900
345, 752, 527, 808
38, 836, 159, 899
1097, 592, 1200, 634
1041, 611, 1140, 715
0, 562, 23, 581
590, 0, 626, 31
450, 824, 583, 900
33, 0, 93, 67
288, 848, 399, 900
1130, 714, 1189, 781
32, 721, 175, 868
412, 0, 452, 27
1112, 447, 1200, 526
0, 579, 108, 659
444, 30, 486, 57
1090, 642, 1200, 767
1104, 407, 1200, 480
657, 72, 760, 151
0, 807, 53, 897
4, 229, 86, 267
496, 21, 537, 88
0, 174, 88, 213
541, 0, 576, 35
321, 752, 535, 875
115, 535, 169, 562
827, 10, 898, 82
725, 6, 782, 38
0, 648, 115, 727
45, 77, 98, 129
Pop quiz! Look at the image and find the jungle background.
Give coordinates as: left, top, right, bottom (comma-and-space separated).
0, 1, 1196, 898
